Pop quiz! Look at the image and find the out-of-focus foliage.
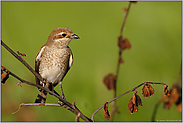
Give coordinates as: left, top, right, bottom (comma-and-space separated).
1, 1, 181, 122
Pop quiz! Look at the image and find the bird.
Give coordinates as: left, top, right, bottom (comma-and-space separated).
34, 27, 79, 103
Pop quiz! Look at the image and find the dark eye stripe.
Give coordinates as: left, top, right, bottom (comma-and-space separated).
53, 33, 70, 40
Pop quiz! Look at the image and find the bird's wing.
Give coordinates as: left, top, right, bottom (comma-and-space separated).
35, 45, 46, 85
68, 49, 73, 69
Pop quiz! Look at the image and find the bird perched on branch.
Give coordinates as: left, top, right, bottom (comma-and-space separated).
34, 27, 79, 103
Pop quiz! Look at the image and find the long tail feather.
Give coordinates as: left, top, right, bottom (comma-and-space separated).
35, 89, 47, 103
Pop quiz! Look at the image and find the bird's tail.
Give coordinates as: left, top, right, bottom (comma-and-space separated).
35, 89, 47, 103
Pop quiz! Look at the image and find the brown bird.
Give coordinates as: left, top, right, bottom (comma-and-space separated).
35, 27, 79, 103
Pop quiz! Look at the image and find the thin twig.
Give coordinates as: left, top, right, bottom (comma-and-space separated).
151, 100, 161, 122
91, 81, 167, 121
1, 40, 43, 82
21, 103, 61, 107
12, 103, 62, 114
110, 2, 133, 121
116, 1, 132, 80
120, 2, 132, 36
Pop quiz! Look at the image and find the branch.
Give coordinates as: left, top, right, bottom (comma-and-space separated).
119, 2, 132, 36
110, 2, 133, 121
91, 81, 168, 121
151, 100, 161, 122
1, 41, 93, 122
1, 40, 43, 82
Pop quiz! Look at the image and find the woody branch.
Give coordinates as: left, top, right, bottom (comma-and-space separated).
1, 40, 93, 122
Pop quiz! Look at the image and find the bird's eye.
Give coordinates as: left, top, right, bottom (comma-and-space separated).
62, 33, 67, 37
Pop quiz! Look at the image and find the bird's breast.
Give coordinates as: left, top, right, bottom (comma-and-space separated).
39, 47, 71, 84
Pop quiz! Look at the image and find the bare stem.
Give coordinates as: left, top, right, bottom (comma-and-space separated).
120, 2, 132, 36
110, 2, 133, 121
91, 81, 167, 120
21, 103, 61, 106
151, 100, 161, 122
1, 40, 43, 82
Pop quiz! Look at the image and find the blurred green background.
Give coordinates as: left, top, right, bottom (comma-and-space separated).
1, 1, 182, 122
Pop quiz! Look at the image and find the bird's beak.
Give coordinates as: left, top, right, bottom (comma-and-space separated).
71, 34, 80, 39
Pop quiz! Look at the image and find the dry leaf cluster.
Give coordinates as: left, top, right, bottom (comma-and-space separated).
161, 83, 182, 112
102, 81, 169, 119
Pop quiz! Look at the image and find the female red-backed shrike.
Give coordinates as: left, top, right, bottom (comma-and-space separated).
35, 27, 79, 103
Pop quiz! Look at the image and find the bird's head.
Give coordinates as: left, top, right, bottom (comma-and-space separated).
46, 27, 79, 48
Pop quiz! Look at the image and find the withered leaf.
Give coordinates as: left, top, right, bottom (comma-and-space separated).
128, 100, 138, 114
103, 102, 110, 119
118, 36, 131, 50
128, 91, 142, 114
176, 100, 182, 112
161, 94, 169, 103
103, 74, 116, 90
1, 71, 9, 84
161, 93, 171, 109
169, 87, 179, 105
142, 82, 154, 97
161, 83, 182, 111
133, 91, 142, 106
164, 85, 170, 95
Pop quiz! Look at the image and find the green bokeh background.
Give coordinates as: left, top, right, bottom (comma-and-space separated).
1, 1, 182, 122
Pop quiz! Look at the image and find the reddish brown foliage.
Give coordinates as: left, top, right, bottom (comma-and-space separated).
164, 85, 170, 96
161, 83, 182, 112
118, 36, 131, 50
1, 66, 9, 84
103, 102, 110, 119
176, 100, 182, 112
128, 91, 142, 114
103, 74, 116, 90
142, 82, 154, 97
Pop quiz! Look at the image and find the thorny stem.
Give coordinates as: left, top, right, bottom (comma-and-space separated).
1, 41, 93, 122
91, 81, 168, 121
